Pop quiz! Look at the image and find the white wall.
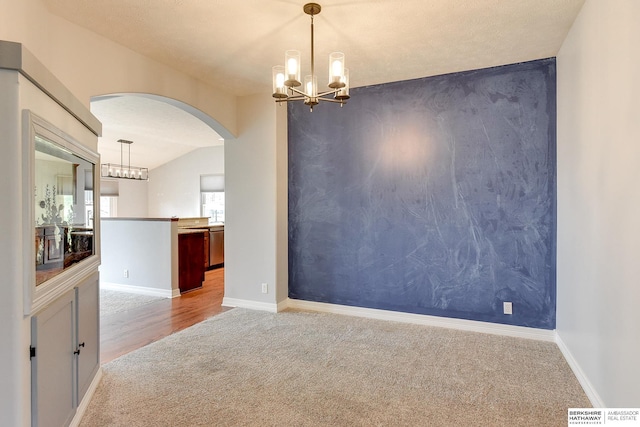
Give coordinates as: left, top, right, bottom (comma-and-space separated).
275, 98, 288, 304
114, 178, 149, 217
148, 146, 224, 218
223, 94, 288, 309
556, 0, 640, 407
0, 0, 237, 138
101, 219, 178, 297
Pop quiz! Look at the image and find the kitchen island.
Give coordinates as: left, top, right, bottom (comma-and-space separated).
177, 217, 225, 270
101, 217, 217, 297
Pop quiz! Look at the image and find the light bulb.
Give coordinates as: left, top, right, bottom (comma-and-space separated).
272, 65, 288, 97
332, 60, 343, 78
336, 68, 350, 101
328, 52, 345, 88
287, 58, 298, 76
284, 50, 301, 87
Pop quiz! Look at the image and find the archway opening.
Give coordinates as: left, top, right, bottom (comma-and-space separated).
90, 93, 230, 363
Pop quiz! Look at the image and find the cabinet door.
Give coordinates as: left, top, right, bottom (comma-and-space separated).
31, 290, 76, 427
178, 232, 205, 293
203, 231, 210, 269
76, 273, 100, 403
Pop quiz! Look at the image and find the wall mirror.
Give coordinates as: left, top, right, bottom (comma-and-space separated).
24, 111, 100, 314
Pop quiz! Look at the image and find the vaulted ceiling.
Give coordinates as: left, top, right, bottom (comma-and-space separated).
90, 95, 223, 170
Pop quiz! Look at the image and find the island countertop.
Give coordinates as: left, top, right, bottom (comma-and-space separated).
177, 228, 208, 235
101, 217, 179, 222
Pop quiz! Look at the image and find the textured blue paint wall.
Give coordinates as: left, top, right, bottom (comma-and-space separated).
288, 59, 556, 329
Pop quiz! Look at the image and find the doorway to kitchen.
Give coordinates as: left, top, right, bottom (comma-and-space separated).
91, 93, 231, 363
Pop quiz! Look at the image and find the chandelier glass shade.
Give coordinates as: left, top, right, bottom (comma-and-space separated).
272, 3, 350, 111
100, 139, 149, 181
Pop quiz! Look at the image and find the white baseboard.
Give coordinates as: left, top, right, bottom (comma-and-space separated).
100, 282, 175, 298
222, 297, 279, 313
283, 299, 602, 404
69, 367, 103, 427
277, 298, 290, 312
555, 333, 604, 407
284, 298, 556, 342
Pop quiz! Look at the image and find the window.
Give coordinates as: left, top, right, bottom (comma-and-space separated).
200, 174, 224, 223
94, 179, 119, 219
202, 192, 224, 223
100, 196, 118, 218
83, 192, 116, 226
84, 190, 94, 227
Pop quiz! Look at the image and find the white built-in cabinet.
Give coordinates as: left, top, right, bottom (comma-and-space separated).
0, 40, 103, 427
30, 272, 99, 427
30, 290, 75, 427
76, 275, 100, 401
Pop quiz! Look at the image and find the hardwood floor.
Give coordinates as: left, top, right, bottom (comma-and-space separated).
100, 267, 230, 364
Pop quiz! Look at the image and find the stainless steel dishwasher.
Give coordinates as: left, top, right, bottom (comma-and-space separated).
209, 227, 224, 267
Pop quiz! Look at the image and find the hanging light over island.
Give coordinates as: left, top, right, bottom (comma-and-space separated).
100, 139, 149, 181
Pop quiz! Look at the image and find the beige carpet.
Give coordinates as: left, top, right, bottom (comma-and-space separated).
100, 289, 165, 317
80, 308, 589, 426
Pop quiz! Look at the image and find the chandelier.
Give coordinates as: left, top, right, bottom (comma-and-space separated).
272, 3, 350, 111
100, 139, 149, 181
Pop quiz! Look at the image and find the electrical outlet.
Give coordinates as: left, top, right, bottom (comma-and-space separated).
261, 283, 268, 294
503, 301, 513, 315
124, 269, 129, 278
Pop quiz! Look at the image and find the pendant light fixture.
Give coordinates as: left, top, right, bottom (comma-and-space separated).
272, 3, 350, 111
100, 139, 149, 181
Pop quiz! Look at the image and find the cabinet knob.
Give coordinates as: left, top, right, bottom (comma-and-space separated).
74, 349, 81, 355
79, 342, 85, 348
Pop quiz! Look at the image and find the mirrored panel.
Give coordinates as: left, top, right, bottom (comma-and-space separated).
34, 135, 96, 286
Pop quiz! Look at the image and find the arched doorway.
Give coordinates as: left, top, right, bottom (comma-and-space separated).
91, 93, 230, 362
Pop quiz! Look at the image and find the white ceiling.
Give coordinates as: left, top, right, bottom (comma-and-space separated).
91, 95, 223, 169
46, 0, 585, 167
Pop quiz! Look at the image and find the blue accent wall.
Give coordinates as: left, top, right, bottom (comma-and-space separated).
288, 59, 556, 329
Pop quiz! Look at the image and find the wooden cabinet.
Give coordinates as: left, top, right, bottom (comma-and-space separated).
203, 230, 210, 269
178, 231, 205, 293
30, 272, 99, 427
